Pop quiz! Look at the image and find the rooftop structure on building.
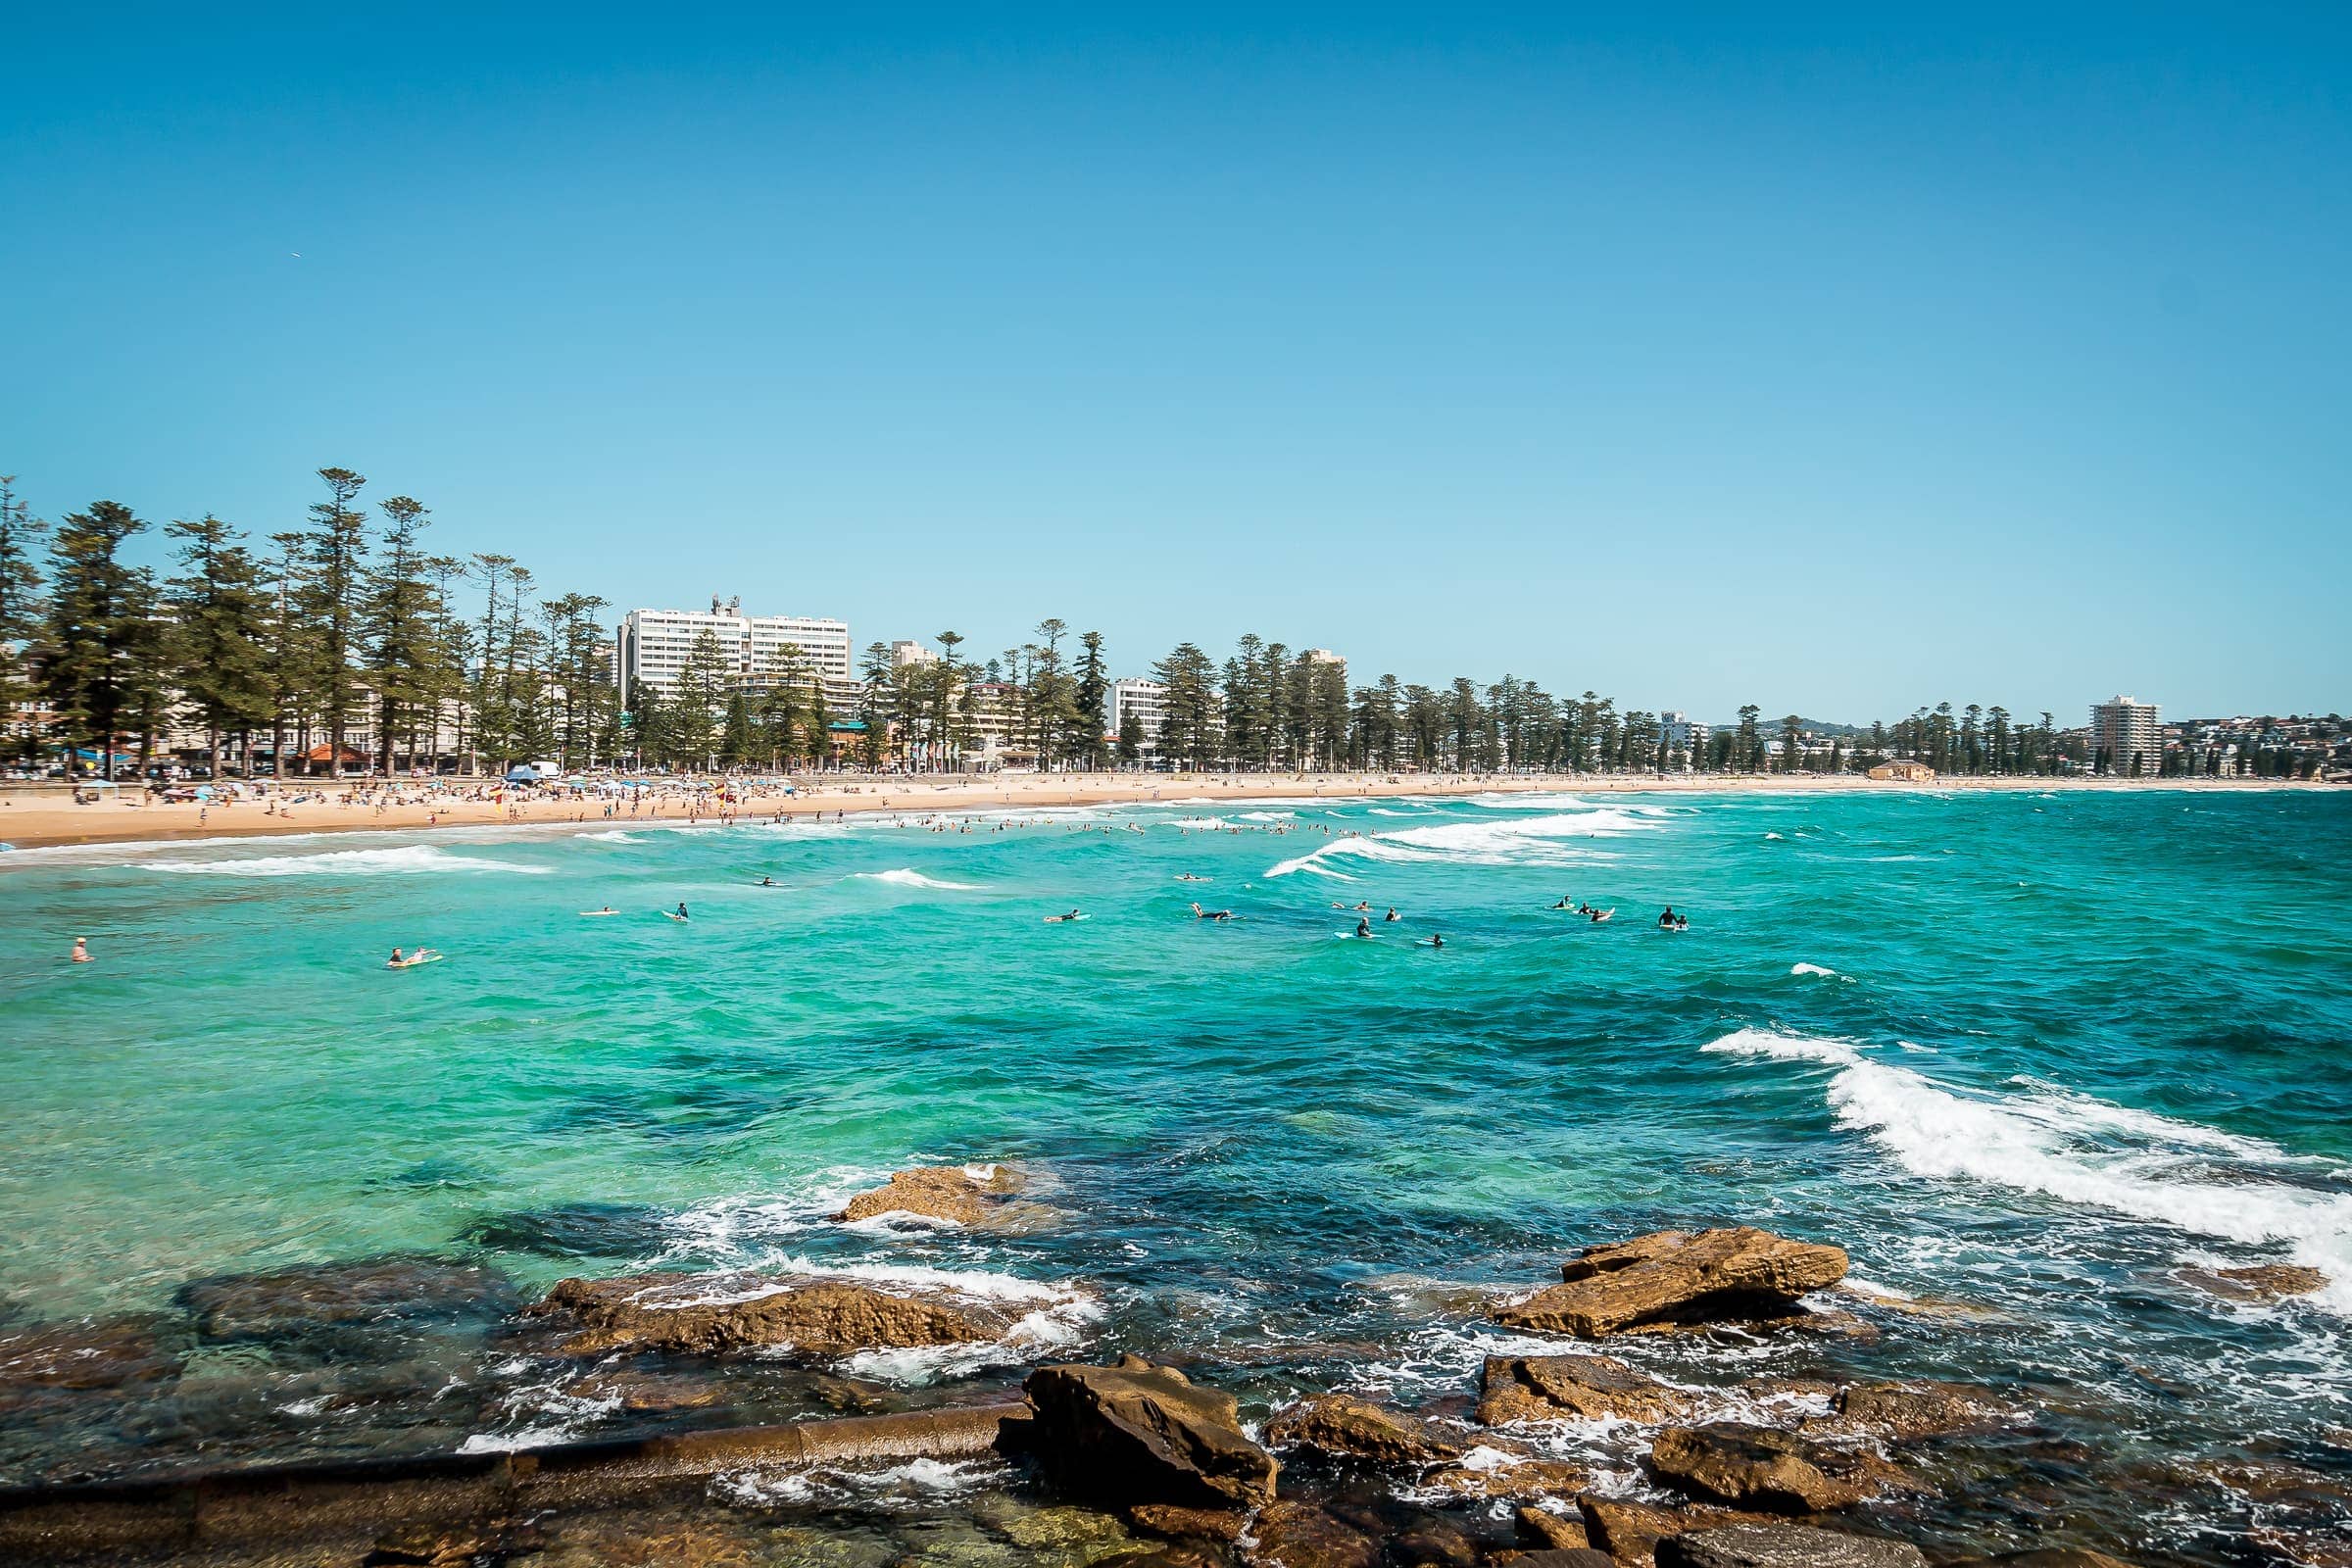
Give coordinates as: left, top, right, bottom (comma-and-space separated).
889, 640, 940, 668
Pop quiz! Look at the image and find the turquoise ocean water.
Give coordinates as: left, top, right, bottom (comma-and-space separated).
2, 788, 2348, 1556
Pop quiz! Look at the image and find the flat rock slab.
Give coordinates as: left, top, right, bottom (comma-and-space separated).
1496, 1229, 1847, 1339
1649, 1424, 1889, 1513
1658, 1524, 1930, 1568
1579, 1494, 1777, 1567
529, 1273, 993, 1356
1480, 1354, 1695, 1426
1024, 1356, 1277, 1510
1263, 1392, 1461, 1466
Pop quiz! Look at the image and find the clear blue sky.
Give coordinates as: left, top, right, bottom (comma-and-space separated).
4, 5, 2345, 722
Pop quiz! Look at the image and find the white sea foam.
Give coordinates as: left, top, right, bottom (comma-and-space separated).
584, 830, 643, 843
1237, 810, 1296, 822
716, 1455, 1005, 1509
849, 868, 980, 891
1267, 807, 1659, 878
1704, 1029, 2352, 1312
139, 845, 551, 876
1789, 962, 1849, 980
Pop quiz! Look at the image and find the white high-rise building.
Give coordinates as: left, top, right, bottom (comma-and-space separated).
1659, 712, 1709, 767
2089, 695, 2162, 775
889, 640, 940, 668
1109, 678, 1172, 761
615, 598, 854, 709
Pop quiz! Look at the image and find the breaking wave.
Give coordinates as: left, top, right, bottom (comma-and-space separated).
141, 845, 551, 876
849, 868, 980, 891
1267, 806, 1663, 878
1703, 1030, 2352, 1313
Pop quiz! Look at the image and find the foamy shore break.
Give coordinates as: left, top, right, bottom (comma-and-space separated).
0, 771, 2329, 853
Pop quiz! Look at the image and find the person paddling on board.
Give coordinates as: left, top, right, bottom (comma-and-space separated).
1046, 909, 1082, 923
1658, 906, 1676, 929
760, 876, 774, 887
1552, 896, 1573, 909
1355, 917, 1372, 938
1429, 932, 1445, 949
675, 902, 690, 921
1385, 906, 1400, 922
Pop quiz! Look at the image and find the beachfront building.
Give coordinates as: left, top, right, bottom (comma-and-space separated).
1108, 678, 1172, 765
889, 640, 939, 668
2089, 695, 2162, 776
1868, 759, 1936, 782
1659, 712, 1709, 769
614, 599, 855, 710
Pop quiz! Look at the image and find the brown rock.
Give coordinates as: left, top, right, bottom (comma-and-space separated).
1245, 1499, 1382, 1568
1946, 1554, 2143, 1568
529, 1273, 990, 1356
1517, 1552, 1621, 1568
1495, 1229, 1847, 1338
1518, 1506, 1592, 1549
2175, 1263, 2328, 1301
1579, 1496, 1771, 1568
1264, 1391, 1461, 1466
1128, 1503, 1250, 1543
1418, 1451, 1592, 1503
835, 1163, 1021, 1225
1394, 1517, 1481, 1567
1648, 1425, 1882, 1513
1823, 1382, 2015, 1441
1480, 1354, 1694, 1426
562, 1368, 727, 1412
1025, 1356, 1278, 1509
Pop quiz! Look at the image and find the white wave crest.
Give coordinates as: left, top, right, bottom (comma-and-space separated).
1267, 808, 1658, 878
849, 868, 980, 891
1789, 962, 1849, 980
1704, 1030, 2352, 1312
141, 845, 550, 876
1237, 810, 1295, 822
584, 830, 643, 843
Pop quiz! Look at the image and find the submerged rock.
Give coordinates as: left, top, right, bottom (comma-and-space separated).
1023, 1355, 1278, 1509
1417, 1441, 1590, 1503
1648, 1424, 1888, 1513
1494, 1229, 1848, 1338
1656, 1524, 1929, 1568
460, 1201, 671, 1258
1263, 1391, 1461, 1466
1820, 1381, 2017, 1441
2175, 1263, 2328, 1301
1479, 1353, 1694, 1426
178, 1257, 516, 1344
1127, 1503, 1250, 1544
1946, 1553, 2143, 1568
0, 1315, 182, 1408
530, 1272, 991, 1356
1243, 1499, 1382, 1568
836, 1163, 1025, 1226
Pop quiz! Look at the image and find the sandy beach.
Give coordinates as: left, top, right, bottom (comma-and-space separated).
0, 770, 2328, 853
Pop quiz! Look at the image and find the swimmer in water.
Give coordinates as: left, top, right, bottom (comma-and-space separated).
1658, 906, 1676, 928
71, 936, 90, 963
1189, 902, 1232, 922
1552, 896, 1574, 909
760, 876, 774, 887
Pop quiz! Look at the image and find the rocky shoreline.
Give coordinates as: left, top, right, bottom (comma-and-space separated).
1, 1168, 2342, 1567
